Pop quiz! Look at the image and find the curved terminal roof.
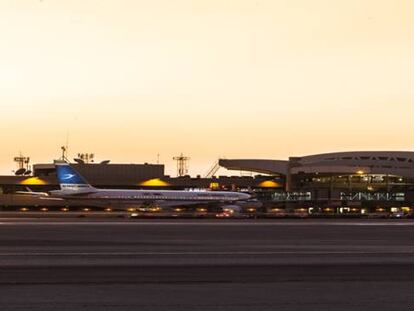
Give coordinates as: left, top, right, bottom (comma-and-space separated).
219, 151, 414, 178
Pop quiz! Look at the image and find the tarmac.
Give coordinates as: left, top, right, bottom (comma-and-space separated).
1, 218, 414, 310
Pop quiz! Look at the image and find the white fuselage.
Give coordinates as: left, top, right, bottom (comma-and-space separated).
50, 188, 251, 207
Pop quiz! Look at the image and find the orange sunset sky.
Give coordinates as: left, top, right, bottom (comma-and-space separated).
1, 0, 414, 176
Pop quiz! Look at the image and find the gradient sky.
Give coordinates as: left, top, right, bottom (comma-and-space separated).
1, 0, 414, 176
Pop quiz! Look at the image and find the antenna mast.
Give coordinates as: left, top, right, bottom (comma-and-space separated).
60, 132, 70, 162
14, 152, 30, 170
61, 146, 69, 162
173, 153, 190, 177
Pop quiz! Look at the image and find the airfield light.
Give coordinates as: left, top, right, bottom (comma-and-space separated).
258, 180, 280, 188
209, 182, 219, 190
139, 178, 169, 187
20, 177, 47, 185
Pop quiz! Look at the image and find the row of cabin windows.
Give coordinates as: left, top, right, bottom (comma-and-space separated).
101, 195, 234, 200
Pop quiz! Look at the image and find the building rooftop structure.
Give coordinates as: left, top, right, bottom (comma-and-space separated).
219, 151, 414, 209
219, 151, 414, 180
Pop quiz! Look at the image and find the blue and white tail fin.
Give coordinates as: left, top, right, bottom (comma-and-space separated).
54, 160, 96, 193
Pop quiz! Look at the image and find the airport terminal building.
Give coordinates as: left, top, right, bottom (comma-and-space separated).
220, 151, 414, 212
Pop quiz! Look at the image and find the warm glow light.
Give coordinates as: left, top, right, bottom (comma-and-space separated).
140, 178, 170, 187
209, 182, 219, 190
258, 180, 280, 188
20, 177, 47, 185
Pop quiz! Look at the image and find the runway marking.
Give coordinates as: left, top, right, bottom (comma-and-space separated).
1, 250, 414, 256
1, 221, 414, 226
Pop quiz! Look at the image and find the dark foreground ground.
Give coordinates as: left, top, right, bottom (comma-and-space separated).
1, 218, 414, 310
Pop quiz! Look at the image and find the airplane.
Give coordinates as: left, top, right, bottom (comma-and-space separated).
45, 160, 251, 210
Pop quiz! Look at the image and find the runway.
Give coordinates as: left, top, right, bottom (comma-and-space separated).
1, 219, 414, 310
